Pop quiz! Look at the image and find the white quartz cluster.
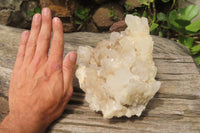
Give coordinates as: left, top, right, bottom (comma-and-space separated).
75, 15, 161, 119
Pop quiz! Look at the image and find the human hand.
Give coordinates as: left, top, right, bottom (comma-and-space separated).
0, 8, 76, 133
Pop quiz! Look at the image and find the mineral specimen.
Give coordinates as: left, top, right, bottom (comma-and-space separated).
75, 15, 161, 119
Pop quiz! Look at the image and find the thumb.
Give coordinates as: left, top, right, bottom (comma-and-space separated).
63, 51, 77, 93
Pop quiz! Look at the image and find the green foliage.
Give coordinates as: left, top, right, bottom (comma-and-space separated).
109, 8, 118, 21
160, 0, 176, 8
178, 35, 194, 49
142, 4, 200, 65
132, 9, 141, 16
157, 12, 167, 21
186, 19, 200, 33
161, 0, 170, 3
74, 6, 91, 30
191, 44, 200, 55
142, 10, 147, 17
150, 23, 159, 32
194, 56, 200, 65
139, 0, 153, 6
123, 1, 200, 65
168, 5, 199, 34
28, 7, 41, 18
148, 14, 159, 32
165, 5, 200, 65
124, 1, 133, 16
75, 6, 91, 24
124, 1, 131, 11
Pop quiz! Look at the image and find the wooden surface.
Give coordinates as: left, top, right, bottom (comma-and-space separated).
0, 25, 200, 133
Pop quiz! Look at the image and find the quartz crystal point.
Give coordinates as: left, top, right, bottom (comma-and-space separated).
75, 15, 161, 119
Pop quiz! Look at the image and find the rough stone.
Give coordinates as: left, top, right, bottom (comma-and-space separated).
9, 1, 40, 29
66, 0, 79, 16
109, 20, 127, 32
62, 22, 75, 33
40, 0, 74, 32
76, 15, 161, 118
0, 0, 40, 29
85, 21, 99, 32
124, 0, 142, 10
0, 10, 11, 25
25, 1, 39, 21
0, 0, 23, 26
93, 4, 123, 30
40, 0, 71, 17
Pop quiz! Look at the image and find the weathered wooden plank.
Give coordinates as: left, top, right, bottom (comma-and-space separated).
0, 25, 200, 133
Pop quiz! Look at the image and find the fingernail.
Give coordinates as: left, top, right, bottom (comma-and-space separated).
53, 17, 60, 23
33, 14, 41, 21
22, 31, 29, 37
42, 8, 49, 16
69, 52, 77, 62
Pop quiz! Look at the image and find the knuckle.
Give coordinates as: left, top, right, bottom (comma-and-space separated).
27, 39, 36, 47
40, 33, 51, 43
47, 61, 62, 73
32, 55, 42, 67
34, 22, 41, 29
63, 63, 74, 72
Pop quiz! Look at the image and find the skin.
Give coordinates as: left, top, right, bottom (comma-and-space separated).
0, 8, 77, 133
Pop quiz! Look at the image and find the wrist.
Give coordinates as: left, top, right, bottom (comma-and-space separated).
0, 113, 47, 133
0, 114, 21, 133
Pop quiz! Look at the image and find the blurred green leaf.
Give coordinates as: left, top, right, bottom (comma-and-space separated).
168, 5, 199, 34
168, 10, 179, 26
148, 15, 156, 23
139, 0, 148, 5
132, 12, 140, 16
175, 19, 190, 27
191, 44, 200, 55
178, 5, 199, 21
159, 31, 164, 37
171, 0, 176, 9
153, 14, 156, 22
75, 20, 83, 25
125, 1, 131, 10
194, 55, 200, 65
157, 12, 167, 21
161, 0, 170, 3
142, 11, 147, 17
186, 19, 200, 32
28, 11, 35, 17
161, 24, 170, 29
34, 7, 41, 14
178, 35, 194, 49
150, 23, 159, 32
75, 6, 90, 21
168, 10, 185, 32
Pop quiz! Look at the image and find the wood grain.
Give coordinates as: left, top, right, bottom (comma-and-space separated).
0, 25, 200, 133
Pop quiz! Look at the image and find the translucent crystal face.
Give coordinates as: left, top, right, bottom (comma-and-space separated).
76, 15, 161, 119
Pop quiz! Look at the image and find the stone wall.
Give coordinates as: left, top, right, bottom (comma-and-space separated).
1, 0, 199, 32
0, 0, 39, 29
0, 0, 141, 32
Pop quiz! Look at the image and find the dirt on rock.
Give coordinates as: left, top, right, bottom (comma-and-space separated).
93, 3, 123, 31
